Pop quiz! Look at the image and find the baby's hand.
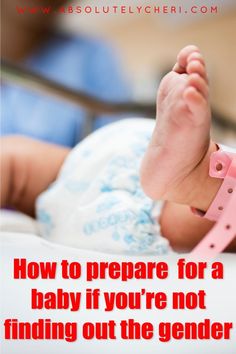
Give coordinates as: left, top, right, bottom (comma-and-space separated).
0, 136, 70, 216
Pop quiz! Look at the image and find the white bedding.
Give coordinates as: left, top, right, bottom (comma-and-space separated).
1, 212, 236, 353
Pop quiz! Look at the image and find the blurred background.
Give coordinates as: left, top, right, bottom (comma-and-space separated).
1, 0, 236, 146
60, 0, 236, 145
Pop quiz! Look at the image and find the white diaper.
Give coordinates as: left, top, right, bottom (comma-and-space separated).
36, 119, 170, 255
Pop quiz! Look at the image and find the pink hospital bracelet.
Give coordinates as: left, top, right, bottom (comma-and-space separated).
189, 149, 236, 260
204, 150, 236, 222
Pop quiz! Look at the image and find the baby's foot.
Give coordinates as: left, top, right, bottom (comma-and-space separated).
141, 45, 218, 210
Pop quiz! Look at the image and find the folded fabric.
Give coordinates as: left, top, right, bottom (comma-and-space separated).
36, 119, 170, 255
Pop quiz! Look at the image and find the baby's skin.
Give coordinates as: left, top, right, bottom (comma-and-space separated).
141, 45, 221, 212
0, 136, 69, 216
1, 45, 235, 251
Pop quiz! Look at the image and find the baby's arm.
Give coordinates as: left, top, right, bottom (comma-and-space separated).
0, 136, 70, 216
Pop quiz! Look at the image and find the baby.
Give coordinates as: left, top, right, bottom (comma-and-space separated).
1, 45, 235, 254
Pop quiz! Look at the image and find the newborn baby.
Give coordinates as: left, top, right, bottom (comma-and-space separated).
1, 46, 235, 254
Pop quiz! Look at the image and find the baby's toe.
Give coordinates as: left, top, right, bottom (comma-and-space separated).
173, 45, 200, 73
187, 73, 209, 99
187, 61, 207, 80
187, 54, 208, 81
183, 86, 208, 121
187, 52, 205, 66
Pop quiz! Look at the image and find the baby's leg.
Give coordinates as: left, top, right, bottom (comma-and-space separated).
0, 136, 70, 216
160, 202, 213, 251
141, 45, 221, 213
141, 45, 235, 251
161, 202, 236, 252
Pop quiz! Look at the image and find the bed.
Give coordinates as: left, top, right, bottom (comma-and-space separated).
1, 210, 236, 354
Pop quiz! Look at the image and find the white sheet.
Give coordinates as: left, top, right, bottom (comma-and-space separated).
1, 229, 236, 354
